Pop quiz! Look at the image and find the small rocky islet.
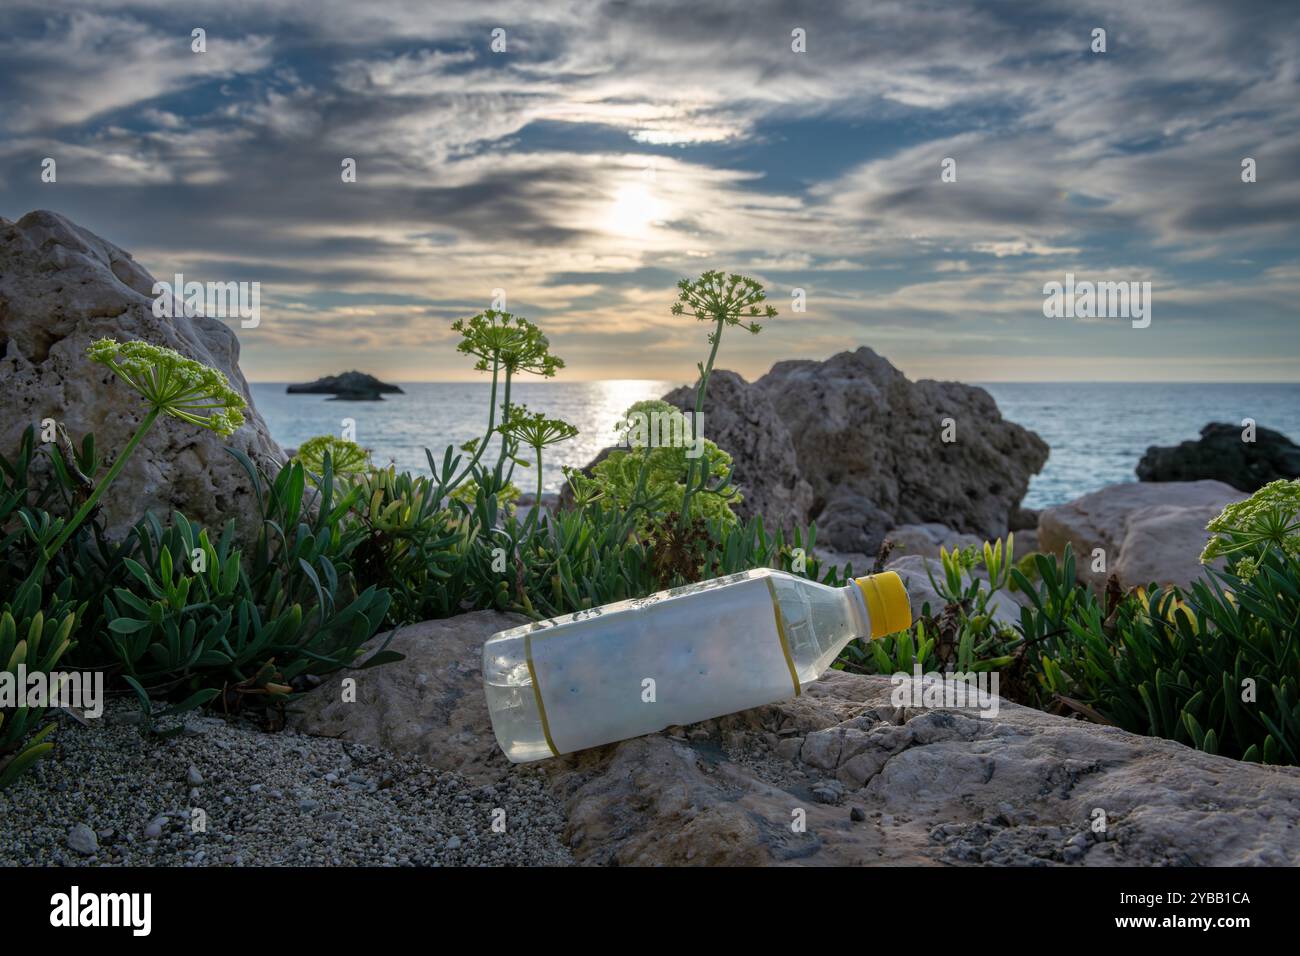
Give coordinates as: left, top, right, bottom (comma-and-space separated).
287, 370, 404, 401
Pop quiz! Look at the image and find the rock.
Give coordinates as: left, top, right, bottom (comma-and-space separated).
1137, 422, 1300, 492
568, 348, 1047, 548
143, 817, 165, 839
296, 607, 1300, 866
0, 210, 283, 546
663, 370, 814, 531
850, 806, 866, 822
883, 523, 983, 559
813, 491, 896, 555
186, 765, 204, 786
1037, 480, 1247, 590
286, 370, 403, 399
755, 348, 1048, 553
1008, 505, 1040, 532
812, 779, 845, 804
289, 610, 530, 783
66, 823, 98, 855
445, 835, 462, 850
552, 671, 1300, 865
885, 554, 1023, 627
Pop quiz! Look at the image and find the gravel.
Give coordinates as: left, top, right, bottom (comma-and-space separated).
0, 701, 573, 867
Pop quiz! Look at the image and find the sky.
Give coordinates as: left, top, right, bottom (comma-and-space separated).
1, 0, 1297, 383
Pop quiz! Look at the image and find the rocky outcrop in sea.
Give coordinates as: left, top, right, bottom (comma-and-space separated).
1137, 421, 1300, 492
287, 371, 404, 401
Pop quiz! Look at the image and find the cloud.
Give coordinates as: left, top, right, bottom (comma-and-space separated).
0, 12, 272, 131
0, 0, 1296, 382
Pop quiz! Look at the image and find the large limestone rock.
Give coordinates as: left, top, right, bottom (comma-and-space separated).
1137, 421, 1300, 492
572, 348, 1047, 552
756, 348, 1048, 552
0, 210, 282, 545
293, 611, 1300, 866
663, 370, 814, 531
1037, 480, 1247, 591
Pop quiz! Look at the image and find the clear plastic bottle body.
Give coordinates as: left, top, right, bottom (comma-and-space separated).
482, 568, 880, 763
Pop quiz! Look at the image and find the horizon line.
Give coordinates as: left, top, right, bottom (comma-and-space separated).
244, 378, 1300, 386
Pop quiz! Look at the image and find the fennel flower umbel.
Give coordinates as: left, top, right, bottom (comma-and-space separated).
42, 339, 247, 559
294, 435, 373, 477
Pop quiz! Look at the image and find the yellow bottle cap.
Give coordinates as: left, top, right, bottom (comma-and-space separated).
854, 571, 912, 639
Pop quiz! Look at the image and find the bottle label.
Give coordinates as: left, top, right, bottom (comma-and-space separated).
527, 574, 799, 755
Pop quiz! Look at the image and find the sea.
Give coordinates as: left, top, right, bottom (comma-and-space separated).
251, 382, 1300, 510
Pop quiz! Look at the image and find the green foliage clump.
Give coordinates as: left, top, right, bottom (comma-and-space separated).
99, 454, 395, 718
580, 400, 739, 529
837, 535, 1019, 678
1011, 538, 1299, 764
0, 584, 78, 788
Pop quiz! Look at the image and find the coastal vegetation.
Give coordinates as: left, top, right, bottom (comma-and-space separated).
2, 273, 1298, 793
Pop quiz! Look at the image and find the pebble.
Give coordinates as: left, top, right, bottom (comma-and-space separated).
144, 817, 166, 839
67, 823, 98, 855
186, 765, 204, 786
850, 807, 866, 823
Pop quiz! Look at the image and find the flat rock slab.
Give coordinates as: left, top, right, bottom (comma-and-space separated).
292, 613, 1300, 866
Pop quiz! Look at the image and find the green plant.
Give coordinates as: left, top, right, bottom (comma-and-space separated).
670, 272, 775, 528
1201, 478, 1300, 579
836, 535, 1021, 680
583, 400, 739, 531
0, 584, 79, 788
99, 453, 397, 717
497, 404, 578, 508
1011, 530, 1300, 764
294, 435, 371, 476
37, 339, 245, 562
451, 311, 564, 480
450, 478, 521, 513
350, 459, 470, 624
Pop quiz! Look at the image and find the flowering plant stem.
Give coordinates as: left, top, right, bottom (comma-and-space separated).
678, 316, 724, 529
44, 406, 161, 561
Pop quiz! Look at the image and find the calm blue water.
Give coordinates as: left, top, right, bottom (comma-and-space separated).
251, 382, 1300, 508
252, 381, 679, 495
982, 383, 1300, 509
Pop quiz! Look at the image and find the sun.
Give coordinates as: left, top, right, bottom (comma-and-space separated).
604, 181, 669, 237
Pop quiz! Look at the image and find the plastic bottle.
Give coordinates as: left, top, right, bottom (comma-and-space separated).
482, 568, 911, 762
